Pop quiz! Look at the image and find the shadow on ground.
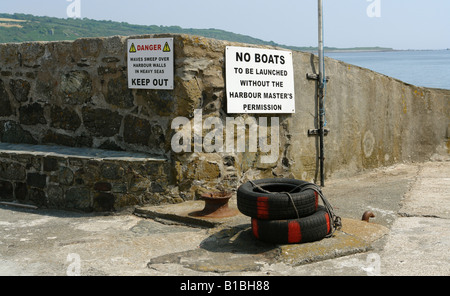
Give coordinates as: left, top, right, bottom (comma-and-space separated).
147, 224, 281, 273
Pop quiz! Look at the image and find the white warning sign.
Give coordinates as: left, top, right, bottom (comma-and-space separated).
226, 46, 295, 114
127, 38, 174, 90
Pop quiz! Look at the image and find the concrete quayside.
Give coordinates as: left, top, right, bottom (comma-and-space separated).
0, 160, 448, 276
0, 33, 449, 277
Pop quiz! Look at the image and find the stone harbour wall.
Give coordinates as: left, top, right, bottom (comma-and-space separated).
290, 53, 449, 180
0, 34, 449, 211
0, 36, 173, 155
0, 143, 172, 211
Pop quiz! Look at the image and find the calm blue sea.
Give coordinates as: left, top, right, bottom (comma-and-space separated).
325, 50, 450, 90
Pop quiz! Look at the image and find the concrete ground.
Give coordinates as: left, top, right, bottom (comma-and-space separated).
0, 160, 449, 276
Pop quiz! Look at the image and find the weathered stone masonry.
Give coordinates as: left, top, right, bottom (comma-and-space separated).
0, 143, 170, 212
0, 34, 290, 210
0, 34, 449, 211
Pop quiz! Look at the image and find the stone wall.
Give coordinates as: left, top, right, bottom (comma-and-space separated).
0, 143, 171, 211
0, 36, 172, 155
289, 52, 450, 180
0, 34, 449, 211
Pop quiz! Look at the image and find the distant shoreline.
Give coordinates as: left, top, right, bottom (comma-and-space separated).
323, 48, 449, 53
324, 49, 394, 53
300, 48, 449, 54
295, 46, 394, 53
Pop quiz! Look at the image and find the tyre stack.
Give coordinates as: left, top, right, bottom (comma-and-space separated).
237, 178, 333, 244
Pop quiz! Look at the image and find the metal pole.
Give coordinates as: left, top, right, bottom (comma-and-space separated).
318, 0, 325, 187
318, 0, 324, 83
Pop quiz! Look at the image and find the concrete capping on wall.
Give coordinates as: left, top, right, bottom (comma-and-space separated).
0, 34, 449, 211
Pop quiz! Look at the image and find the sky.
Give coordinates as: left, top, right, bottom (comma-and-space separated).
1, 0, 449, 50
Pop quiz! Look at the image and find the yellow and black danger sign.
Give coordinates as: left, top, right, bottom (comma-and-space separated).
163, 42, 171, 52
129, 43, 137, 53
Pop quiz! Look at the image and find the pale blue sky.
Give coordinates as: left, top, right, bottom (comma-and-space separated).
1, 0, 449, 50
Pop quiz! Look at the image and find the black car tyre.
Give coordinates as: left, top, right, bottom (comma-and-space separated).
251, 206, 332, 244
237, 178, 319, 220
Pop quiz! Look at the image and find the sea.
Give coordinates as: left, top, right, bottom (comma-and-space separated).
325, 50, 450, 90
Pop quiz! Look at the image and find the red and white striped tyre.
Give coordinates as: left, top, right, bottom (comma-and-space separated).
251, 206, 332, 244
237, 178, 319, 220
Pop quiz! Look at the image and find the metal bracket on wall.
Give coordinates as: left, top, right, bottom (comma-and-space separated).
306, 73, 330, 82
308, 129, 330, 136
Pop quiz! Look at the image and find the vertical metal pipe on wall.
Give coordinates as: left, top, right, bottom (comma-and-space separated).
318, 0, 325, 187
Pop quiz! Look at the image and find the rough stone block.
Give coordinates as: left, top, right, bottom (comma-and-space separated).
14, 182, 27, 201
135, 89, 174, 116
97, 66, 118, 76
47, 185, 64, 208
19, 103, 47, 125
98, 140, 124, 151
129, 176, 151, 193
0, 162, 26, 181
35, 78, 54, 102
93, 192, 116, 212
82, 107, 122, 137
94, 182, 112, 192
144, 163, 163, 176
42, 130, 75, 147
73, 164, 100, 185
149, 124, 166, 150
28, 188, 47, 207
0, 121, 37, 144
43, 157, 58, 172
18, 42, 46, 64
1, 71, 12, 76
150, 182, 165, 193
50, 106, 82, 131
0, 79, 13, 116
72, 38, 102, 59
0, 180, 13, 199
27, 173, 47, 189
101, 163, 124, 180
123, 115, 151, 146
9, 79, 30, 103
111, 183, 127, 193
58, 167, 74, 186
196, 161, 221, 181
42, 130, 92, 148
60, 70, 92, 105
101, 57, 120, 63
16, 155, 41, 171
106, 74, 134, 108
65, 187, 92, 211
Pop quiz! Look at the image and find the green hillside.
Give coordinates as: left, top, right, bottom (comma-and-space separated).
0, 13, 392, 52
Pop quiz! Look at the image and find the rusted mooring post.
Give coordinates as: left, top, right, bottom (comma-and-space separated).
190, 192, 239, 218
